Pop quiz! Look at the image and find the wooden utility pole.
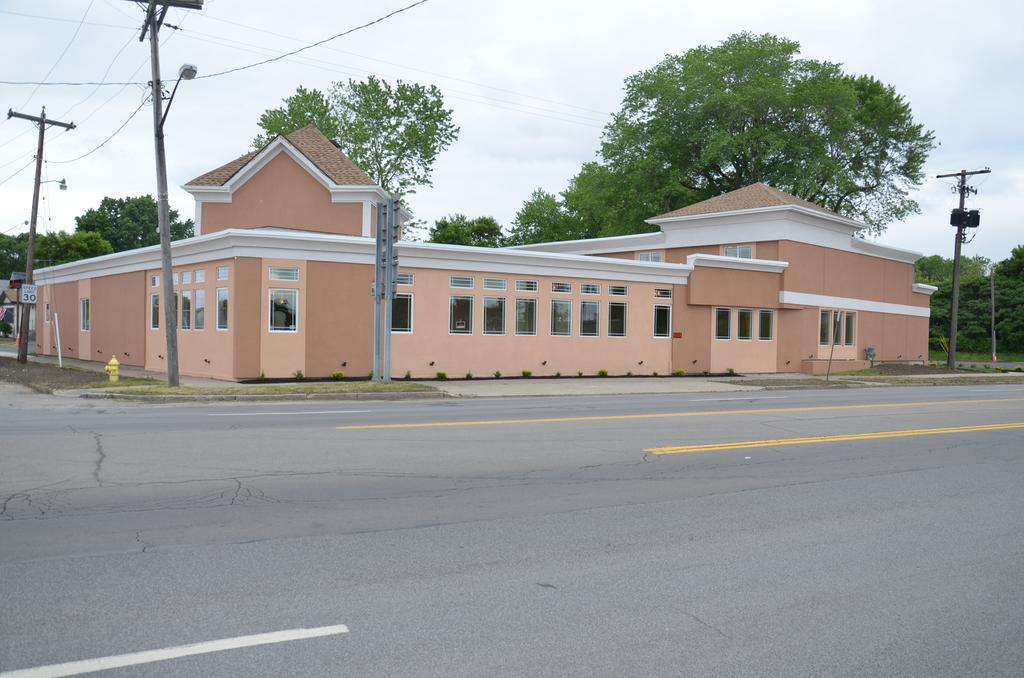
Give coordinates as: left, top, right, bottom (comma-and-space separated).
127, 0, 204, 386
936, 168, 990, 369
6, 107, 75, 364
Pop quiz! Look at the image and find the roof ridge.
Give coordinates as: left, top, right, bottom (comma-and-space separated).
649, 183, 845, 221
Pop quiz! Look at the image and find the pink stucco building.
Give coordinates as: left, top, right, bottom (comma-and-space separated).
33, 125, 935, 379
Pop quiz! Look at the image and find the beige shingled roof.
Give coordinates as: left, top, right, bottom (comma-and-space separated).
650, 183, 841, 221
186, 125, 375, 187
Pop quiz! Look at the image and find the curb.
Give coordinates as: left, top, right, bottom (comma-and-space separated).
78, 390, 450, 403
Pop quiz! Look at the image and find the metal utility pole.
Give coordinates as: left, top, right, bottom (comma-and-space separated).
990, 264, 997, 363
936, 168, 990, 369
372, 204, 384, 381
371, 198, 399, 382
6, 107, 75, 364
128, 0, 203, 386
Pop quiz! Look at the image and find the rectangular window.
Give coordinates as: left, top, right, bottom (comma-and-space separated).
483, 278, 506, 290
833, 310, 843, 344
638, 251, 663, 262
269, 266, 299, 281
820, 310, 831, 345
515, 280, 538, 292
396, 272, 414, 286
194, 289, 205, 330
758, 309, 774, 340
715, 308, 731, 340
450, 295, 473, 333
182, 271, 192, 285
551, 281, 572, 293
550, 299, 571, 336
844, 311, 855, 346
450, 275, 474, 289
172, 272, 180, 285
80, 299, 90, 331
392, 293, 412, 332
608, 285, 628, 296
217, 288, 229, 330
516, 298, 537, 335
580, 283, 601, 295
194, 270, 205, 283
654, 305, 671, 338
181, 291, 192, 330
217, 266, 229, 281
724, 244, 754, 259
608, 302, 627, 337
654, 288, 672, 298
483, 297, 505, 335
269, 289, 298, 332
150, 294, 160, 329
44, 303, 50, 323
580, 300, 600, 336
737, 309, 753, 340
150, 275, 159, 287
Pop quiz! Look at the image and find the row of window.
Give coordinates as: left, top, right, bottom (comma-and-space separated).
446, 276, 670, 298
150, 288, 230, 331
633, 245, 753, 262
152, 266, 230, 288
819, 310, 856, 346
714, 307, 775, 341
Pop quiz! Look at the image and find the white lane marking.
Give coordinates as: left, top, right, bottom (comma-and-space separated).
208, 410, 372, 417
686, 396, 789, 402
967, 388, 1024, 393
0, 625, 350, 678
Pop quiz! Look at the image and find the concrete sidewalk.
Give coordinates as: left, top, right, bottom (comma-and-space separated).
424, 376, 761, 397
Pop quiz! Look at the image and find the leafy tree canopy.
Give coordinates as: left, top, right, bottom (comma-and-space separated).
0, 233, 28, 280
428, 214, 505, 248
915, 254, 990, 285
527, 32, 935, 241
253, 86, 340, 148
504, 189, 588, 246
35, 231, 114, 267
75, 195, 193, 252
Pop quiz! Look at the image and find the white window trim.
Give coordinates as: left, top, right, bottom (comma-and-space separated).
269, 266, 300, 282
608, 285, 628, 296
714, 307, 731, 340
450, 276, 475, 289
268, 288, 299, 333
150, 275, 159, 287
758, 309, 774, 341
449, 295, 474, 335
580, 283, 601, 295
80, 299, 90, 332
194, 289, 206, 331
608, 301, 627, 338
483, 278, 506, 291
654, 304, 671, 339
194, 270, 205, 283
515, 280, 538, 292
637, 250, 664, 262
482, 296, 506, 336
579, 300, 600, 337
724, 244, 754, 259
392, 292, 413, 333
216, 287, 229, 331
515, 298, 537, 336
180, 290, 192, 331
217, 266, 230, 281
150, 294, 159, 330
550, 299, 571, 336
397, 273, 414, 286
844, 311, 856, 346
182, 271, 192, 285
551, 281, 572, 294
737, 308, 754, 341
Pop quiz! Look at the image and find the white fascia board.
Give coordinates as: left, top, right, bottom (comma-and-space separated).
779, 290, 930, 318
912, 283, 938, 295
35, 229, 692, 286
508, 231, 665, 253
687, 253, 789, 273
850, 237, 922, 264
647, 204, 864, 232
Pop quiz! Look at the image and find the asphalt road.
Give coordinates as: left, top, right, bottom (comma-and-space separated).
2, 384, 1024, 676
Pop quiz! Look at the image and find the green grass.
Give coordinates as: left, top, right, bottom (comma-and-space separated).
833, 368, 883, 376
105, 381, 435, 396
929, 350, 1024, 362
87, 377, 162, 388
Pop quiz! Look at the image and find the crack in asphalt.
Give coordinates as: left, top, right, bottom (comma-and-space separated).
92, 433, 106, 487
135, 530, 154, 553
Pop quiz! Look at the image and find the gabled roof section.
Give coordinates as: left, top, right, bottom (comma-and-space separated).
186, 124, 374, 187
650, 183, 843, 221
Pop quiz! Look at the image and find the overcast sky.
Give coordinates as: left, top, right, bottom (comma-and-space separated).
1, 0, 1021, 263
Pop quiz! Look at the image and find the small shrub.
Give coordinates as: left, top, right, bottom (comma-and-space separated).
702, 370, 710, 376
331, 370, 345, 381
597, 369, 609, 377
293, 370, 305, 381
435, 371, 447, 380
465, 372, 473, 379
726, 367, 736, 375
258, 371, 266, 380
577, 371, 583, 377
368, 370, 373, 379
652, 371, 659, 377
554, 371, 561, 377
493, 370, 502, 378
626, 371, 633, 377
521, 369, 533, 378
672, 369, 686, 377
404, 371, 412, 380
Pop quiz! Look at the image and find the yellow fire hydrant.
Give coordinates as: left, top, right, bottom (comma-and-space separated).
105, 356, 120, 383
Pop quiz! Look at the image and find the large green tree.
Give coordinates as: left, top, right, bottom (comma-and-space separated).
75, 196, 193, 252
504, 189, 588, 246
34, 231, 114, 267
253, 86, 340, 148
428, 214, 505, 248
0, 233, 28, 279
531, 32, 935, 240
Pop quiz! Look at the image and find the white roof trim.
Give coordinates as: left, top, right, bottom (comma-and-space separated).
912, 283, 938, 296
779, 290, 930, 318
508, 231, 664, 253
35, 229, 693, 286
687, 253, 789, 274
647, 203, 864, 232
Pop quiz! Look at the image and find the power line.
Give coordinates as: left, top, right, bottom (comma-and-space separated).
0, 160, 36, 187
193, 0, 432, 80
48, 99, 149, 164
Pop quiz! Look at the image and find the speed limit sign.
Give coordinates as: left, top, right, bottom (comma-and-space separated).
20, 284, 37, 305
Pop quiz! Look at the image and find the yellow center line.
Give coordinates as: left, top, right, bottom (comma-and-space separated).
335, 397, 1024, 431
646, 421, 1024, 454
